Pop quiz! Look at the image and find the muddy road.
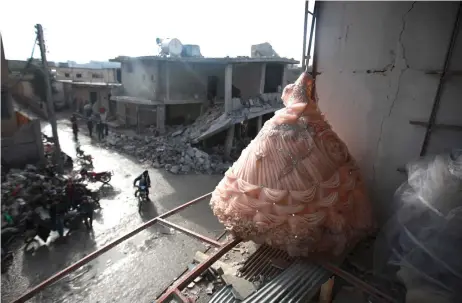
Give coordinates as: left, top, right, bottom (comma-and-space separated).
1, 117, 224, 303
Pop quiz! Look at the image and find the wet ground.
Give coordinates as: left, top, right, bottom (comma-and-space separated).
1, 116, 224, 303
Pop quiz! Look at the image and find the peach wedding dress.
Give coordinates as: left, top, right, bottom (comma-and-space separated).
210, 73, 374, 257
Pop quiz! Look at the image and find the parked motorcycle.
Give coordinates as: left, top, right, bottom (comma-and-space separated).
80, 169, 112, 185
76, 147, 93, 166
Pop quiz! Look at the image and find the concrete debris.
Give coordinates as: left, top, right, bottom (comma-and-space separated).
104, 130, 233, 175
103, 99, 283, 175
103, 106, 234, 175
187, 282, 195, 289
206, 282, 215, 295
222, 274, 255, 300
194, 251, 226, 276
251, 42, 279, 58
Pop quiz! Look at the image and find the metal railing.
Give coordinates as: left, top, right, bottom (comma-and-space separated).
12, 192, 230, 303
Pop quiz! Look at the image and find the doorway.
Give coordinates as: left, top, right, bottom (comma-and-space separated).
264, 64, 284, 93
89, 91, 98, 105
207, 76, 218, 105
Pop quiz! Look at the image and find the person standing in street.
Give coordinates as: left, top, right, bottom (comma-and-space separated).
100, 107, 108, 137
84, 101, 92, 118
71, 114, 79, 141
94, 112, 103, 140
87, 118, 94, 138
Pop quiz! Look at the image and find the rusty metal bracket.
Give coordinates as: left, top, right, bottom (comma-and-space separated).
419, 3, 462, 157
157, 218, 223, 247
156, 238, 242, 302
410, 120, 462, 131
321, 262, 398, 303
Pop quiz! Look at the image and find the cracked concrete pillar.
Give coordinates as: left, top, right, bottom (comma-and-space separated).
259, 63, 266, 94
165, 62, 170, 102
224, 64, 233, 113
156, 105, 166, 133
257, 115, 263, 132
224, 125, 234, 159
281, 65, 288, 90
153, 62, 160, 100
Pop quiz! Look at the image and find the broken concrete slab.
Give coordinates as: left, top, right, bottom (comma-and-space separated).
205, 282, 214, 295
222, 274, 255, 300
194, 251, 235, 276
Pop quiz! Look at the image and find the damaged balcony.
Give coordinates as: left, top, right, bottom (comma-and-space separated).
109, 56, 297, 138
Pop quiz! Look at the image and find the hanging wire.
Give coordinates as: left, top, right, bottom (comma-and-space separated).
8, 37, 38, 89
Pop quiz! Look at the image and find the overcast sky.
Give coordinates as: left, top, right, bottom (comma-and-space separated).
1, 0, 314, 64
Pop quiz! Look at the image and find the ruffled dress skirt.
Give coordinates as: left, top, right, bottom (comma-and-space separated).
210, 73, 374, 257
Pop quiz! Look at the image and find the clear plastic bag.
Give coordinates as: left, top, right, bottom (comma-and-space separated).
374, 150, 462, 302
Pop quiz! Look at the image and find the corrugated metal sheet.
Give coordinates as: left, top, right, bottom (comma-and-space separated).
239, 245, 295, 282
242, 259, 331, 303
209, 285, 241, 303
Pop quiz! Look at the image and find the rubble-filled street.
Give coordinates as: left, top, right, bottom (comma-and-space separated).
102, 105, 238, 175
1, 117, 224, 303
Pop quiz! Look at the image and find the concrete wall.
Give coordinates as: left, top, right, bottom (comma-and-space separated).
1, 119, 44, 168
114, 102, 157, 127
1, 36, 18, 137
71, 86, 112, 112
233, 63, 262, 98
55, 67, 118, 83
120, 60, 159, 100
165, 62, 226, 102
166, 103, 202, 125
120, 60, 277, 104
9, 80, 48, 120
315, 1, 462, 221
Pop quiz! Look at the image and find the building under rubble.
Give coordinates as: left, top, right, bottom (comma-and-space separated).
110, 54, 298, 157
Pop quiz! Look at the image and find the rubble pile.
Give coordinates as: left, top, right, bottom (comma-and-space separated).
104, 132, 232, 175
176, 242, 257, 302
1, 165, 61, 227
103, 99, 283, 175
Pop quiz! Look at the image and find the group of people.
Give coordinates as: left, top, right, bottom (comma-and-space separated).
71, 102, 109, 141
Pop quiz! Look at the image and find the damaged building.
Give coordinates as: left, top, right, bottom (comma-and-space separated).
55, 61, 122, 113
110, 54, 298, 157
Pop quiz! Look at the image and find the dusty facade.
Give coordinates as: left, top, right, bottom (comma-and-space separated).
60, 81, 121, 115
53, 61, 121, 112
1, 37, 45, 167
1, 35, 18, 137
54, 66, 120, 84
111, 56, 297, 155
314, 1, 462, 222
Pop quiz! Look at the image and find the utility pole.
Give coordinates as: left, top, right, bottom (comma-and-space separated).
35, 24, 64, 173
302, 1, 309, 70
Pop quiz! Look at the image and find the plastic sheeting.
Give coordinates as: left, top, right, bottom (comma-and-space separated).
374, 150, 462, 303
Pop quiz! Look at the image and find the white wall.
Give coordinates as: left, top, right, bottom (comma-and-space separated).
120, 60, 159, 100
315, 2, 462, 221
120, 60, 270, 103
55, 67, 118, 83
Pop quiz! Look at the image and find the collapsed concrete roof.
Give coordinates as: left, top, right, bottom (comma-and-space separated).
184, 98, 283, 143
57, 80, 121, 87
111, 55, 298, 65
